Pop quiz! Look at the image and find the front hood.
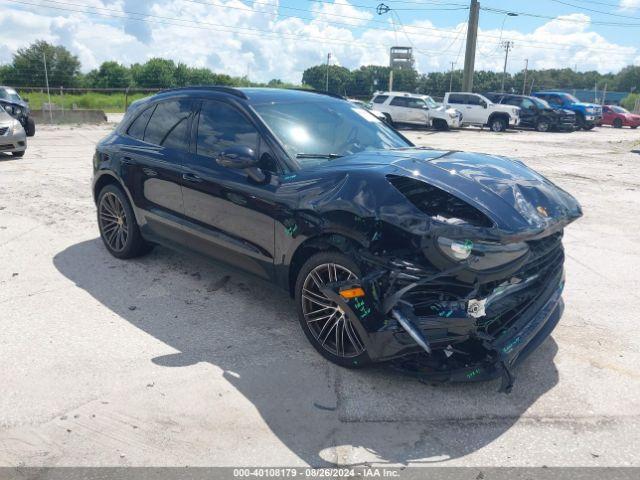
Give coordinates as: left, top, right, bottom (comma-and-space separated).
575, 102, 599, 109
553, 108, 575, 116
325, 149, 582, 238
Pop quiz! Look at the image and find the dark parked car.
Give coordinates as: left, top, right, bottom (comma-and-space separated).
93, 87, 582, 392
0, 87, 35, 137
485, 93, 575, 132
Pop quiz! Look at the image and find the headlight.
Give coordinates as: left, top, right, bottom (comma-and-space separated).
449, 112, 458, 118
437, 237, 529, 270
586, 107, 595, 114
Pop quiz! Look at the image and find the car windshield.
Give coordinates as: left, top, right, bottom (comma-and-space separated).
252, 99, 411, 168
531, 97, 551, 109
423, 96, 438, 108
562, 93, 580, 103
612, 106, 629, 114
0, 88, 22, 103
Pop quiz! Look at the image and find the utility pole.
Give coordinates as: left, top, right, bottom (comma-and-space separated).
449, 61, 455, 92
522, 58, 528, 95
462, 0, 480, 92
389, 70, 394, 92
500, 40, 514, 93
42, 52, 53, 123
325, 53, 331, 91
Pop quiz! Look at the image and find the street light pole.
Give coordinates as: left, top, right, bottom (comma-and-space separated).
500, 40, 514, 93
325, 53, 331, 91
462, 0, 480, 92
42, 52, 53, 123
449, 61, 455, 92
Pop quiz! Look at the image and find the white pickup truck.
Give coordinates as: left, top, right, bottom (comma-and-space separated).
371, 92, 462, 130
443, 92, 520, 132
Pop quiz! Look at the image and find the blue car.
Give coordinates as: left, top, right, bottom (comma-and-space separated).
532, 91, 602, 130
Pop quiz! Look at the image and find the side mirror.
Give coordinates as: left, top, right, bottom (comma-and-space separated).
217, 145, 266, 183
217, 145, 258, 169
23, 97, 29, 103
480, 101, 488, 109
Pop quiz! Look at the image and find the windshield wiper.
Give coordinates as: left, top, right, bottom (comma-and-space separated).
296, 153, 343, 159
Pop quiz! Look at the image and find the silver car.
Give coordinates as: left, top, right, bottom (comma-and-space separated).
0, 104, 26, 157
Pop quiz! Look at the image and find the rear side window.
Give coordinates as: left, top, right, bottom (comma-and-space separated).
504, 97, 522, 107
196, 100, 259, 158
372, 95, 389, 104
389, 97, 407, 107
448, 94, 467, 104
127, 105, 155, 140
144, 99, 192, 150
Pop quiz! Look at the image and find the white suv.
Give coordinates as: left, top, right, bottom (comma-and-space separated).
443, 92, 520, 132
371, 92, 462, 130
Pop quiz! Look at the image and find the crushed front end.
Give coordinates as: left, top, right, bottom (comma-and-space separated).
308, 151, 582, 393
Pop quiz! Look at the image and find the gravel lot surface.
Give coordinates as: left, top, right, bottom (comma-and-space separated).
1, 123, 639, 467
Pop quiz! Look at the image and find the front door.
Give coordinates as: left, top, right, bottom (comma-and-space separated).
180, 98, 277, 279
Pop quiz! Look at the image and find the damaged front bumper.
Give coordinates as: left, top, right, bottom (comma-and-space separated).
324, 229, 566, 393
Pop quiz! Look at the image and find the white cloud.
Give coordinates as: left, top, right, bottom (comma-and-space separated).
0, 2, 637, 83
619, 0, 640, 11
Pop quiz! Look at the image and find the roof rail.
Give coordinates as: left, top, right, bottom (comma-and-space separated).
290, 88, 344, 100
157, 85, 248, 99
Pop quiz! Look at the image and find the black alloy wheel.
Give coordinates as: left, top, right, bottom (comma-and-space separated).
97, 184, 152, 259
295, 252, 371, 368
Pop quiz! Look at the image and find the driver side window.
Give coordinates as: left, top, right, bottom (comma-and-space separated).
196, 100, 259, 159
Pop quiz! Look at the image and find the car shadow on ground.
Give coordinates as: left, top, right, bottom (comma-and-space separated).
54, 238, 559, 466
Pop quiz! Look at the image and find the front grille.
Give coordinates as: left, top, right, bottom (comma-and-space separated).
477, 233, 564, 337
0, 127, 8, 136
0, 144, 15, 150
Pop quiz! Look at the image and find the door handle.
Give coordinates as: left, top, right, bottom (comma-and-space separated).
182, 173, 203, 183
122, 156, 133, 165
142, 167, 157, 177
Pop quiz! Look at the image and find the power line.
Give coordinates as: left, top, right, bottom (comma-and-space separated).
482, 5, 640, 26
550, 0, 640, 19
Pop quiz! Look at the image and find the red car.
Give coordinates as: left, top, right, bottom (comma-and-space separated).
602, 105, 640, 129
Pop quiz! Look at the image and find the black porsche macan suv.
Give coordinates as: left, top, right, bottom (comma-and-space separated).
93, 87, 582, 392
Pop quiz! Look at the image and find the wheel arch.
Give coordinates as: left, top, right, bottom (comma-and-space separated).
287, 233, 366, 297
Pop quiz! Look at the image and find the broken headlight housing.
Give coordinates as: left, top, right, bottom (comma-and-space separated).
437, 237, 529, 271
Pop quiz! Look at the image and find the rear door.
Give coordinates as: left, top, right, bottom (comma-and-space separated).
119, 98, 193, 238
404, 97, 429, 125
180, 98, 278, 279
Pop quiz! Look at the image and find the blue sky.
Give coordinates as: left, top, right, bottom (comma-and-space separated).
0, 0, 638, 82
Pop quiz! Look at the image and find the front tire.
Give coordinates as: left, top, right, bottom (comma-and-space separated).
489, 116, 507, 132
432, 118, 449, 131
295, 252, 372, 368
97, 184, 152, 259
383, 113, 394, 127
12, 151, 25, 158
535, 119, 550, 132
25, 116, 36, 137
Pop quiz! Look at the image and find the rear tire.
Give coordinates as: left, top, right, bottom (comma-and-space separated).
97, 184, 153, 259
613, 118, 623, 129
631, 126, 638, 129
295, 251, 372, 368
489, 116, 507, 132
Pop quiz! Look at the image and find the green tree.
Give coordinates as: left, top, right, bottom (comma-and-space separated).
302, 64, 352, 95
85, 61, 132, 88
133, 58, 176, 88
6, 40, 81, 87
613, 66, 640, 93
